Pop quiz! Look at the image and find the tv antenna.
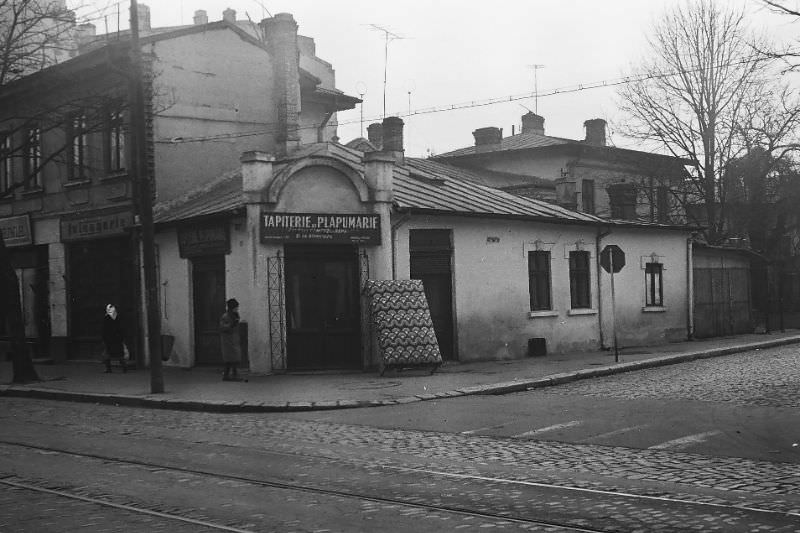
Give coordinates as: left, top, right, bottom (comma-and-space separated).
528, 64, 545, 114
356, 81, 367, 138
367, 24, 406, 118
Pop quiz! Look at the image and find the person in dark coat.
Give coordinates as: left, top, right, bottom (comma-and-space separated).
102, 304, 128, 373
219, 298, 242, 381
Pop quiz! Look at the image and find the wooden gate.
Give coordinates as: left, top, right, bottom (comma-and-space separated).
693, 266, 751, 338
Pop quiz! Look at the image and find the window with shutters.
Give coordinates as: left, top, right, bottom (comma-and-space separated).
528, 251, 552, 311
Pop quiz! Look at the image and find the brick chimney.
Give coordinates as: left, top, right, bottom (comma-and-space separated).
584, 118, 607, 146
521, 112, 545, 135
193, 10, 208, 25
367, 123, 383, 150
136, 3, 151, 31
223, 8, 236, 23
382, 117, 404, 162
261, 13, 301, 156
473, 127, 502, 151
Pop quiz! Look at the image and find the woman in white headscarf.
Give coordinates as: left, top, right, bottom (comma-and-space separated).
102, 304, 128, 373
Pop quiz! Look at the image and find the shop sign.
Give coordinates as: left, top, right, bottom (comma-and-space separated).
178, 223, 230, 258
61, 210, 133, 242
261, 212, 381, 245
0, 214, 33, 247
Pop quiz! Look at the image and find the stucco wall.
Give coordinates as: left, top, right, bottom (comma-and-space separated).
394, 216, 602, 361
393, 215, 690, 362
152, 30, 276, 201
597, 228, 690, 348
156, 228, 192, 367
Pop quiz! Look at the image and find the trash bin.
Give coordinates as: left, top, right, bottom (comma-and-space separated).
527, 337, 547, 357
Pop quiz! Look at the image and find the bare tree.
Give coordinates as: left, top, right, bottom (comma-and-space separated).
0, 0, 78, 85
1, 0, 82, 382
617, 0, 796, 242
759, 1, 800, 71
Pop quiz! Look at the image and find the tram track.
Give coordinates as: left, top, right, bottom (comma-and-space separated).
0, 439, 607, 533
1, 438, 798, 532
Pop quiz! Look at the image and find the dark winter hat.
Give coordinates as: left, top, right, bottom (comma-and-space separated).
226, 298, 239, 310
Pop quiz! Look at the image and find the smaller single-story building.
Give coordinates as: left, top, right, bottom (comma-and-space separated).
151, 118, 694, 373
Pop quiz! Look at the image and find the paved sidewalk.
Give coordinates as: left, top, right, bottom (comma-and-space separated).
2, 330, 799, 412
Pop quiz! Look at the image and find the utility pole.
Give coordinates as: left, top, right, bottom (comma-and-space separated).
130, 0, 164, 393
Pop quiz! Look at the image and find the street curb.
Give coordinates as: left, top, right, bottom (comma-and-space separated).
2, 335, 799, 412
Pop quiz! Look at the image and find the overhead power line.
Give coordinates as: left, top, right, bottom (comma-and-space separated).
157, 49, 792, 145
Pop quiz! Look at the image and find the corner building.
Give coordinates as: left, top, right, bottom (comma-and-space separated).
154, 118, 694, 372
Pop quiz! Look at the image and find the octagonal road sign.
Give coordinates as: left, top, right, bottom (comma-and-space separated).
600, 244, 625, 273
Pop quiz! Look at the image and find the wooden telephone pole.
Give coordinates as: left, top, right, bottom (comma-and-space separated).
129, 0, 163, 393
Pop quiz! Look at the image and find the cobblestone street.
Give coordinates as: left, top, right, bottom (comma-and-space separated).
2, 347, 800, 531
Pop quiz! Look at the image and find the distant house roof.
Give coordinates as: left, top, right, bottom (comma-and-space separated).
434, 130, 688, 167
154, 144, 690, 231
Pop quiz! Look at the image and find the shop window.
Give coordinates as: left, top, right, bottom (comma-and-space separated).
569, 250, 591, 309
105, 105, 126, 174
581, 179, 595, 214
607, 183, 637, 220
24, 125, 42, 190
528, 251, 552, 311
68, 113, 87, 180
645, 262, 664, 306
0, 133, 12, 194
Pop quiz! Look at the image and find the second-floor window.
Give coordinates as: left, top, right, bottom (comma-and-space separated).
106, 107, 126, 173
0, 134, 12, 194
656, 186, 669, 223
569, 250, 591, 309
528, 251, 552, 311
68, 113, 87, 181
581, 179, 595, 214
608, 183, 637, 220
24, 126, 42, 190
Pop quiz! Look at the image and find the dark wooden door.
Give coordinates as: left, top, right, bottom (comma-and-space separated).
285, 245, 360, 370
193, 256, 226, 365
410, 229, 455, 360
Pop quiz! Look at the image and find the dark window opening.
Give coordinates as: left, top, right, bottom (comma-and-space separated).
569, 250, 591, 309
607, 183, 637, 220
528, 251, 552, 311
581, 179, 595, 214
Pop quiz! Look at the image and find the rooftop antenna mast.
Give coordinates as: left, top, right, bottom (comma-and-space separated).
368, 24, 405, 118
528, 64, 545, 114
356, 81, 367, 137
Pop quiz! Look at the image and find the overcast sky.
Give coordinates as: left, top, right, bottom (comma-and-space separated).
71, 1, 798, 157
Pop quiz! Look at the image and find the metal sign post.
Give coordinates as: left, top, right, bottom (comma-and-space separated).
610, 253, 618, 362
600, 244, 625, 363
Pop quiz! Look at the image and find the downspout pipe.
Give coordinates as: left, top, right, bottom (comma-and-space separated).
596, 226, 612, 349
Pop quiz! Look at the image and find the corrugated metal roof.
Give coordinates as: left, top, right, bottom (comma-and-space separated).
153, 148, 688, 230
397, 158, 602, 223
